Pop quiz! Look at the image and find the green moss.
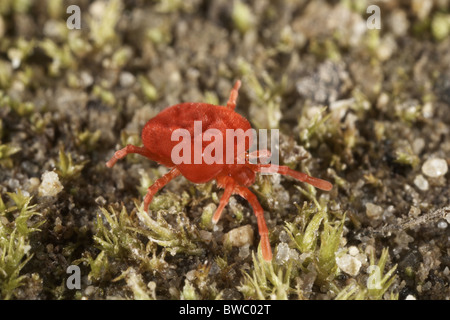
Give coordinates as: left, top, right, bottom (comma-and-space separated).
284, 191, 345, 287
200, 203, 215, 230
335, 248, 398, 300
7, 38, 35, 70
154, 0, 189, 13
0, 0, 32, 14
298, 107, 331, 149
88, 0, 122, 49
94, 206, 144, 259
0, 60, 12, 89
237, 59, 284, 129
180, 279, 198, 300
138, 75, 159, 102
137, 170, 153, 197
0, 230, 34, 300
67, 32, 93, 58
134, 203, 203, 256
7, 190, 44, 237
285, 203, 324, 254
309, 38, 341, 61
56, 148, 89, 180
89, 202, 202, 288
47, 0, 63, 19
79, 251, 111, 283
315, 216, 344, 285
232, 0, 256, 34
39, 39, 74, 77
146, 26, 172, 46
30, 113, 50, 134
431, 13, 450, 41
75, 129, 101, 151
92, 85, 116, 107
204, 91, 220, 106
0, 191, 43, 299
114, 268, 157, 300
394, 147, 420, 169
0, 143, 21, 169
238, 251, 293, 300
340, 0, 368, 13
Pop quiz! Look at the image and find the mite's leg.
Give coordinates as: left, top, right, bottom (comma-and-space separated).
226, 80, 241, 110
237, 149, 272, 165
247, 149, 271, 163
235, 186, 272, 261
143, 168, 181, 211
251, 164, 333, 191
106, 144, 153, 168
212, 178, 235, 223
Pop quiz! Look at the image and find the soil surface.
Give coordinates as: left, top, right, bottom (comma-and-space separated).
0, 0, 449, 300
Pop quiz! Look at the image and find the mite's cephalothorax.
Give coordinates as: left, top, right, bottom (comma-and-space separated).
106, 80, 332, 261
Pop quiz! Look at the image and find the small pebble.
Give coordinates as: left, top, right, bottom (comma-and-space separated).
238, 244, 250, 260
27, 177, 41, 194
413, 174, 429, 191
95, 196, 107, 206
348, 246, 359, 256
365, 203, 383, 220
336, 254, 362, 277
444, 267, 449, 276
408, 206, 421, 218
275, 242, 300, 265
84, 286, 95, 296
120, 72, 135, 88
437, 220, 447, 229
421, 158, 448, 178
38, 171, 64, 197
185, 270, 196, 281
199, 230, 212, 243
412, 138, 425, 155
445, 212, 450, 224
412, 0, 433, 21
223, 225, 253, 247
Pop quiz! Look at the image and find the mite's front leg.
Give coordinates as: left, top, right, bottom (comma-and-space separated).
143, 167, 181, 211
106, 144, 154, 168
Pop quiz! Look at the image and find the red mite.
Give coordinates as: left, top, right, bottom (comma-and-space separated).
106, 80, 332, 261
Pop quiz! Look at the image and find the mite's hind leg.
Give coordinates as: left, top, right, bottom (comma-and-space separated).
235, 186, 272, 261
143, 168, 181, 212
212, 177, 235, 224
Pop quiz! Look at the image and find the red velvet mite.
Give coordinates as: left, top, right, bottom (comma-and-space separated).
106, 80, 332, 261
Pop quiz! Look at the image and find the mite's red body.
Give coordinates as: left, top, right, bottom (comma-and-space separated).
141, 102, 253, 183
106, 80, 332, 261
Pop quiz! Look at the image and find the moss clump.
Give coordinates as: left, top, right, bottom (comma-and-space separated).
238, 185, 396, 300
336, 248, 398, 300
0, 191, 43, 300
0, 143, 20, 169
238, 250, 293, 300
56, 148, 89, 180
